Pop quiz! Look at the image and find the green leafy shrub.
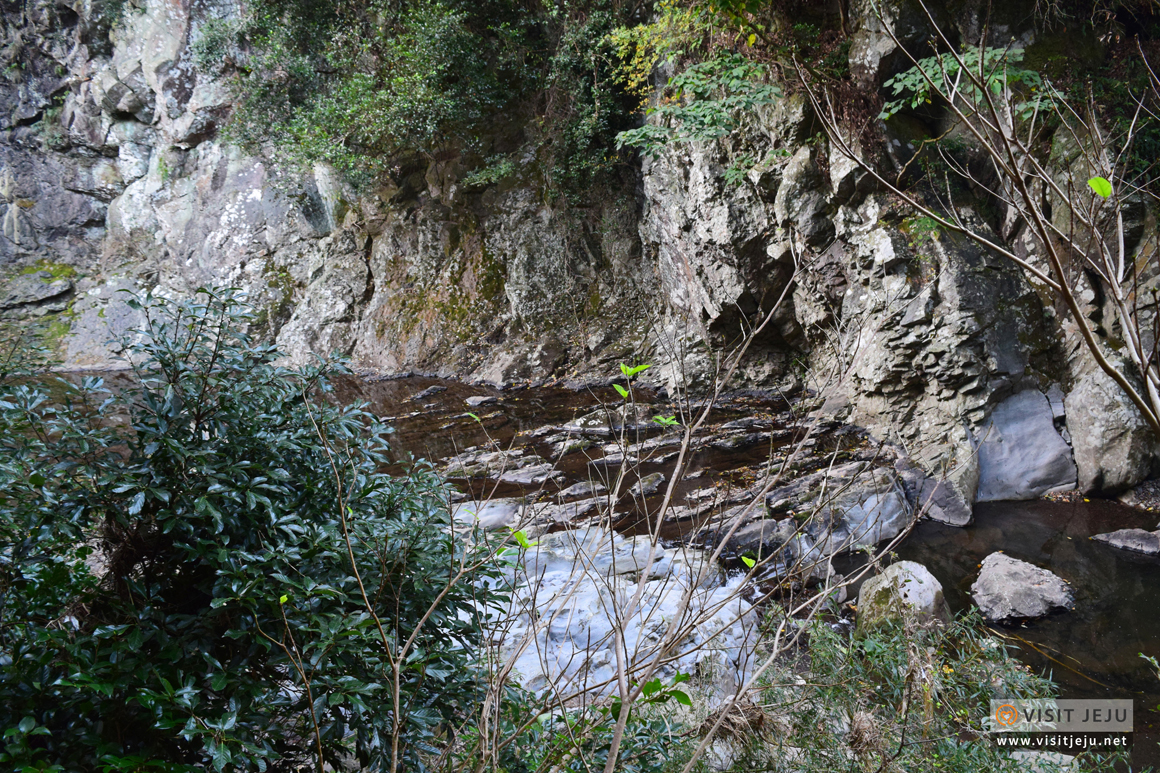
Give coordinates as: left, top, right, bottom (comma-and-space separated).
607, 0, 709, 106
707, 612, 1130, 773
616, 53, 781, 157
222, 0, 508, 184
880, 47, 1062, 121
0, 289, 503, 771
536, 2, 642, 200
209, 0, 639, 198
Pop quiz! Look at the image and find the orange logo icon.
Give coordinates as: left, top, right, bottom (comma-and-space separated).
995, 704, 1019, 727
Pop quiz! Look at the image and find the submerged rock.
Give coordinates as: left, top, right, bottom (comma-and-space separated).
1092, 529, 1160, 556
970, 553, 1073, 622
856, 561, 947, 631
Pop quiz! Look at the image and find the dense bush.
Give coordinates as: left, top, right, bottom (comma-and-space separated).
0, 289, 503, 772
711, 612, 1132, 773
203, 0, 640, 196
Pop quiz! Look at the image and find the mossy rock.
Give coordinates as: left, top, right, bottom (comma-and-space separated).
856, 560, 948, 634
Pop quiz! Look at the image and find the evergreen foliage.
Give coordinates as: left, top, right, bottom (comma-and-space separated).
202, 0, 640, 196
0, 289, 503, 771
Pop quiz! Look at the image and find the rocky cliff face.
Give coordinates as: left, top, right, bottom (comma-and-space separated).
0, 0, 1155, 510
0, 0, 653, 381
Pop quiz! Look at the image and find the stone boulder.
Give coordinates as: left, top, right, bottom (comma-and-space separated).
452, 498, 525, 530
0, 271, 73, 314
1091, 529, 1160, 556
857, 561, 947, 631
897, 463, 973, 526
1065, 367, 1160, 494
970, 553, 1073, 622
976, 390, 1077, 502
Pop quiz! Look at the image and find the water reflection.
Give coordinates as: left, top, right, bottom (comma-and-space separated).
896, 500, 1160, 767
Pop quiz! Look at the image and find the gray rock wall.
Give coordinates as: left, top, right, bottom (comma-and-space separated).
0, 0, 652, 382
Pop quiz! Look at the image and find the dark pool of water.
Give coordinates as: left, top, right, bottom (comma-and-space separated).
332, 374, 810, 531
896, 499, 1160, 768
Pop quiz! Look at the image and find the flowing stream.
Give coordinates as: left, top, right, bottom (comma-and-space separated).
340, 375, 1160, 766
150, 371, 1147, 766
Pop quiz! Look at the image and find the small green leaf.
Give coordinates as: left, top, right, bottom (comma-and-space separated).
747, 33, 756, 46
741, 555, 756, 568
28, 473, 45, 487
641, 678, 663, 697
671, 689, 692, 706
613, 384, 629, 399
17, 717, 35, 734
1088, 176, 1112, 198
512, 529, 537, 549
652, 415, 678, 427
279, 594, 288, 604
466, 412, 480, 422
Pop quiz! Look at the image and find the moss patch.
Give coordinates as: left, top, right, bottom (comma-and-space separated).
20, 260, 79, 281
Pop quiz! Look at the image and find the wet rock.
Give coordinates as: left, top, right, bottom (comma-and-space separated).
443, 447, 544, 479
856, 561, 947, 631
720, 514, 805, 566
452, 499, 525, 530
497, 463, 562, 486
497, 528, 752, 697
588, 454, 626, 471
411, 385, 447, 401
1092, 529, 1160, 556
720, 417, 774, 431
550, 436, 595, 459
766, 462, 911, 549
564, 403, 657, 436
1065, 367, 1160, 494
971, 553, 1073, 622
709, 432, 770, 452
528, 497, 603, 525
629, 472, 666, 497
465, 395, 499, 407
898, 466, 972, 526
558, 481, 607, 499
711, 463, 912, 570
0, 272, 72, 312
976, 390, 1076, 502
